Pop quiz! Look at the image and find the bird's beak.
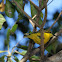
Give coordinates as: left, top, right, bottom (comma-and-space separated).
24, 33, 30, 38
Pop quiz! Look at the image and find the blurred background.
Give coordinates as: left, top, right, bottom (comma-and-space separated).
0, 0, 62, 62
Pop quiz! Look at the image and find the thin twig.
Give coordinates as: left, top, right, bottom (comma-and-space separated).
30, 29, 62, 57
28, 0, 39, 10
29, 0, 53, 25
11, 38, 24, 54
40, 0, 47, 62
40, 0, 53, 11
40, 29, 44, 62
20, 40, 34, 62
39, 0, 42, 8
19, 22, 62, 62
20, 12, 37, 62
29, 0, 53, 27
48, 11, 62, 30
19, 29, 62, 62
47, 0, 53, 6
41, 1, 47, 28
45, 29, 62, 48
12, 0, 40, 27
29, 15, 37, 28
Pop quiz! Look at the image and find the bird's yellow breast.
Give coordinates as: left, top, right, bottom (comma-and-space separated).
27, 32, 53, 45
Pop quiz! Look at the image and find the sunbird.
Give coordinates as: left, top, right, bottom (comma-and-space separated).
24, 30, 53, 45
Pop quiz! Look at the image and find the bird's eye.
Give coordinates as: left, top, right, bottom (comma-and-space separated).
49, 32, 51, 33
37, 36, 41, 39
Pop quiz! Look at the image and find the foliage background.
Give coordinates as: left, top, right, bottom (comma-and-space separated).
0, 0, 62, 62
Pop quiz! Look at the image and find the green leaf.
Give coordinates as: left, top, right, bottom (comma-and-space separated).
11, 24, 18, 33
14, 50, 27, 56
14, 56, 19, 62
6, 24, 17, 45
30, 60, 39, 62
40, 12, 43, 18
0, 51, 7, 53
0, 14, 6, 29
46, 40, 58, 54
29, 31, 33, 34
30, 2, 37, 18
7, 28, 11, 43
7, 57, 13, 62
38, 17, 42, 25
38, 0, 49, 7
20, 51, 27, 55
30, 55, 40, 62
17, 13, 23, 21
5, 0, 15, 18
56, 43, 62, 53
15, 0, 24, 21
38, 0, 44, 7
59, 25, 62, 29
15, 0, 23, 9
0, 55, 6, 62
17, 45, 28, 50
31, 55, 40, 59
17, 51, 27, 56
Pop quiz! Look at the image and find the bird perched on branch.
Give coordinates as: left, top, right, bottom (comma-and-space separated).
24, 30, 53, 45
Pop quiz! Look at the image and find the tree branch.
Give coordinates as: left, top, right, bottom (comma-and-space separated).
20, 29, 62, 62
45, 29, 62, 48
48, 11, 62, 30
41, 0, 47, 28
44, 50, 62, 62
40, 0, 47, 62
31, 29, 62, 56
20, 40, 34, 62
28, 50, 62, 62
28, 0, 39, 10
12, 0, 40, 27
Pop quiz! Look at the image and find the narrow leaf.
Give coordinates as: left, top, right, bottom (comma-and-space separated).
5, 0, 15, 18
30, 2, 37, 17
0, 55, 6, 62
38, 17, 42, 25
14, 56, 19, 62
0, 51, 7, 53
31, 55, 40, 59
17, 45, 28, 50
40, 12, 43, 18
7, 28, 11, 43
46, 41, 58, 54
15, 0, 23, 9
20, 51, 27, 55
11, 24, 18, 33
0, 14, 6, 29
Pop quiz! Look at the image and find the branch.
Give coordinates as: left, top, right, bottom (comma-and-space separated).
28, 0, 39, 10
45, 29, 62, 48
36, 0, 42, 24
39, 0, 42, 8
20, 29, 62, 61
40, 0, 47, 62
48, 11, 62, 30
12, 0, 40, 27
44, 50, 62, 62
47, 0, 53, 6
40, 0, 47, 28
20, 40, 34, 62
29, 0, 53, 27
29, 15, 37, 28
31, 29, 62, 56
28, 50, 62, 62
